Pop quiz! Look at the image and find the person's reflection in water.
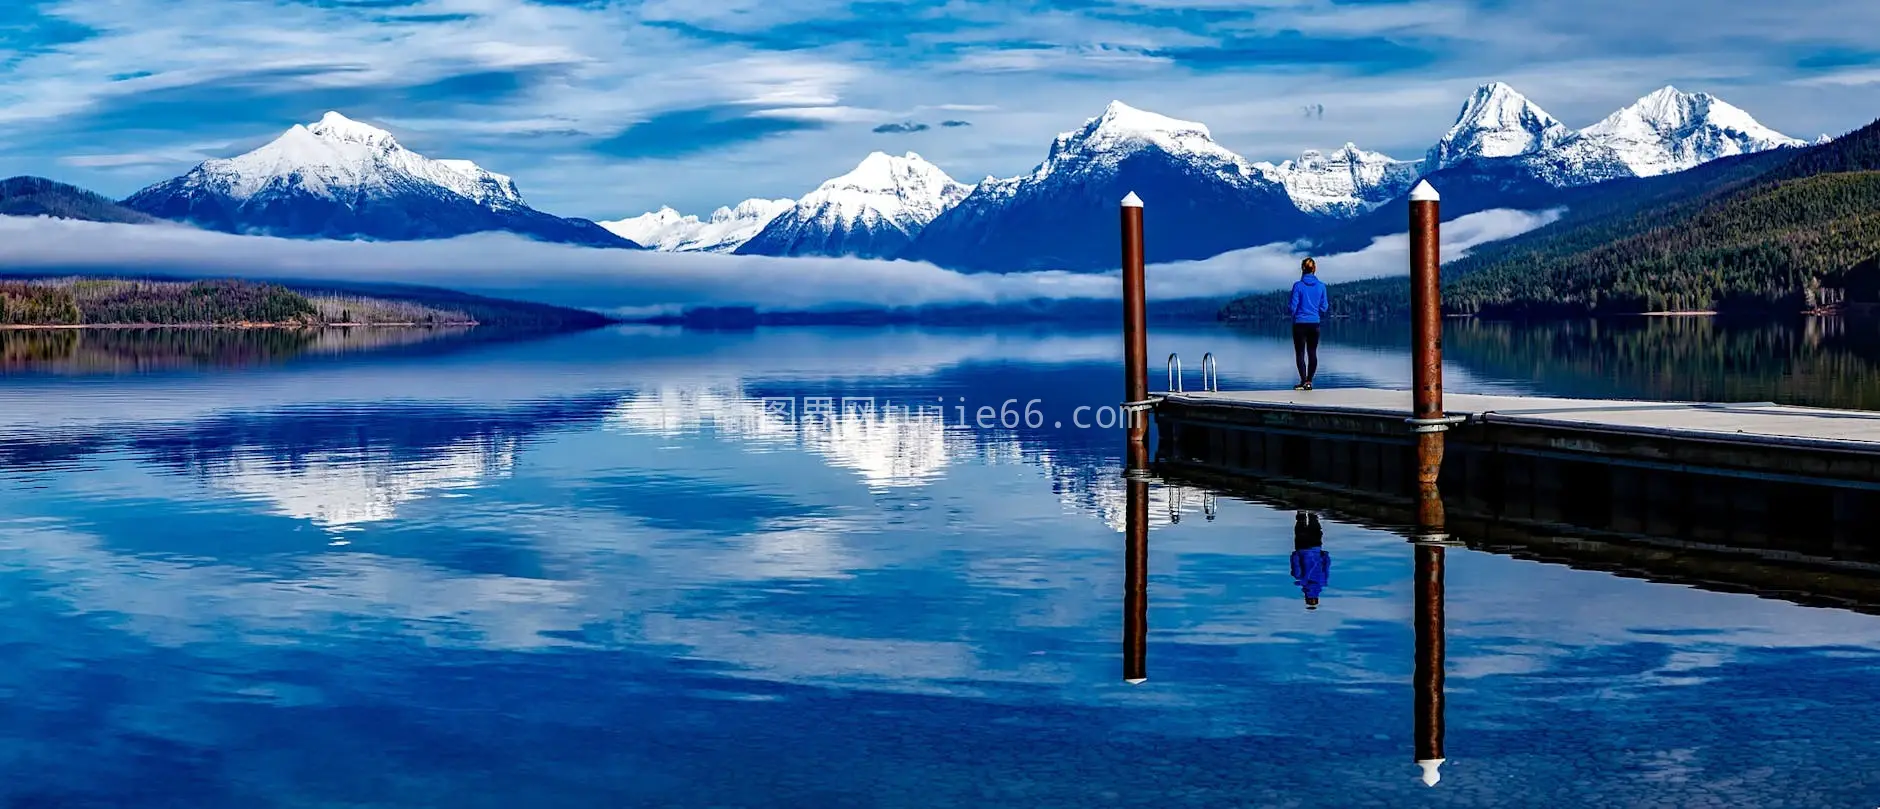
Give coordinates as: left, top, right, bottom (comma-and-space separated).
1291, 513, 1330, 609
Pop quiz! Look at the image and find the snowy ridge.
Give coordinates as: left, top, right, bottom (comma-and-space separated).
1427, 82, 1571, 170
601, 198, 795, 252
1033, 100, 1259, 184
194, 112, 526, 208
734, 152, 971, 259
123, 111, 635, 247
800, 151, 971, 227
1254, 143, 1422, 216
900, 100, 1311, 270
603, 206, 688, 248
1553, 86, 1807, 178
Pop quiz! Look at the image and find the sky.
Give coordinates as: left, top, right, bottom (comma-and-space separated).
1, 0, 1879, 221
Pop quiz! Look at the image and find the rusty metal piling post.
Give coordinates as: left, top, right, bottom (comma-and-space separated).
1119, 190, 1150, 685
1406, 180, 1457, 785
1121, 192, 1149, 446
1122, 421, 1150, 684
1406, 268, 1467, 799
1406, 180, 1453, 489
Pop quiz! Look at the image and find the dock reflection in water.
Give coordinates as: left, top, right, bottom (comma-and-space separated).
1120, 471, 1466, 788
6, 324, 1880, 806
1126, 455, 1880, 793
1123, 446, 1150, 684
1412, 482, 1454, 788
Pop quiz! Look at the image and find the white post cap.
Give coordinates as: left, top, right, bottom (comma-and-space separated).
1408, 180, 1440, 202
1417, 758, 1446, 786
1121, 191, 1144, 208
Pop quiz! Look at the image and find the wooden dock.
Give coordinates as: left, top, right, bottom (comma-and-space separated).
1164, 388, 1880, 462
1151, 388, 1880, 549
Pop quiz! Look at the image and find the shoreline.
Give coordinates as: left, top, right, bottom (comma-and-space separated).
0, 322, 480, 331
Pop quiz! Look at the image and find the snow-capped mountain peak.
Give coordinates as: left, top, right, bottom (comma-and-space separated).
1087, 100, 1214, 142
1427, 82, 1570, 169
305, 110, 400, 149
798, 152, 971, 222
600, 198, 795, 252
1570, 85, 1805, 176
817, 151, 962, 199
601, 206, 687, 247
899, 99, 1312, 271
122, 110, 632, 247
1583, 86, 1785, 141
189, 111, 525, 208
1036, 100, 1247, 180
733, 153, 972, 259
1623, 86, 1702, 124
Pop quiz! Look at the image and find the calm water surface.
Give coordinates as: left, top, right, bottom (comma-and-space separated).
1, 319, 1878, 807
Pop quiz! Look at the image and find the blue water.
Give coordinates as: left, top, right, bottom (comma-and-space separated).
2, 323, 1878, 807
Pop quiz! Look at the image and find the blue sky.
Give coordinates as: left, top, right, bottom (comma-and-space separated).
2, 0, 1878, 220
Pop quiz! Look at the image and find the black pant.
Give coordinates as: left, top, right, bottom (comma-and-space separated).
1292, 322, 1321, 382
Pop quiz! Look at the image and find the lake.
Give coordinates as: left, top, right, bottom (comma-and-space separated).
1, 317, 1877, 807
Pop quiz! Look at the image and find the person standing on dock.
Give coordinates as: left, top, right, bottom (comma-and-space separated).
1288, 258, 1330, 390
1291, 512, 1330, 609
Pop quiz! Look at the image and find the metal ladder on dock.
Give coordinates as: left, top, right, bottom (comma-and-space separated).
1124, 352, 1219, 426
1165, 352, 1219, 394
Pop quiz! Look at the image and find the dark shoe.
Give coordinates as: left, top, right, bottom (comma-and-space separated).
1303, 381, 1314, 390
1292, 382, 1307, 391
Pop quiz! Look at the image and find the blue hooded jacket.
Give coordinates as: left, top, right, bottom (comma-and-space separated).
1289, 274, 1330, 324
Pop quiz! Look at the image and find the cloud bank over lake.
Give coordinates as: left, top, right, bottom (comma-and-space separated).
0, 208, 1558, 315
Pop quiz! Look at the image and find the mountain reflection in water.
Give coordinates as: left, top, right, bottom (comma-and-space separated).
0, 322, 1876, 807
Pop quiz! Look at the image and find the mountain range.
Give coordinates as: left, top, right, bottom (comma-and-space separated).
1221, 112, 1880, 319
600, 198, 794, 253
619, 83, 1811, 270
0, 83, 1816, 275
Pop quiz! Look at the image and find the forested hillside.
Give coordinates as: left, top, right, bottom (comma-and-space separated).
1221, 119, 1880, 320
1445, 171, 1880, 315
0, 177, 156, 224
0, 280, 322, 326
0, 278, 605, 328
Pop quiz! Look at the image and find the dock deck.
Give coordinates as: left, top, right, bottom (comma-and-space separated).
1150, 388, 1880, 546
1161, 389, 1880, 455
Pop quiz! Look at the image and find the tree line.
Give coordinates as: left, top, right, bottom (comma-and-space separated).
0, 279, 483, 326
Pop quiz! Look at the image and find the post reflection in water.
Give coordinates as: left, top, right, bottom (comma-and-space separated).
1413, 481, 1454, 787
1123, 441, 1150, 685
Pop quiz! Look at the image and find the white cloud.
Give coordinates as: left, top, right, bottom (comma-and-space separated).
59, 152, 205, 168
0, 207, 1558, 314
947, 46, 1174, 74
1793, 69, 1880, 88
925, 104, 999, 112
